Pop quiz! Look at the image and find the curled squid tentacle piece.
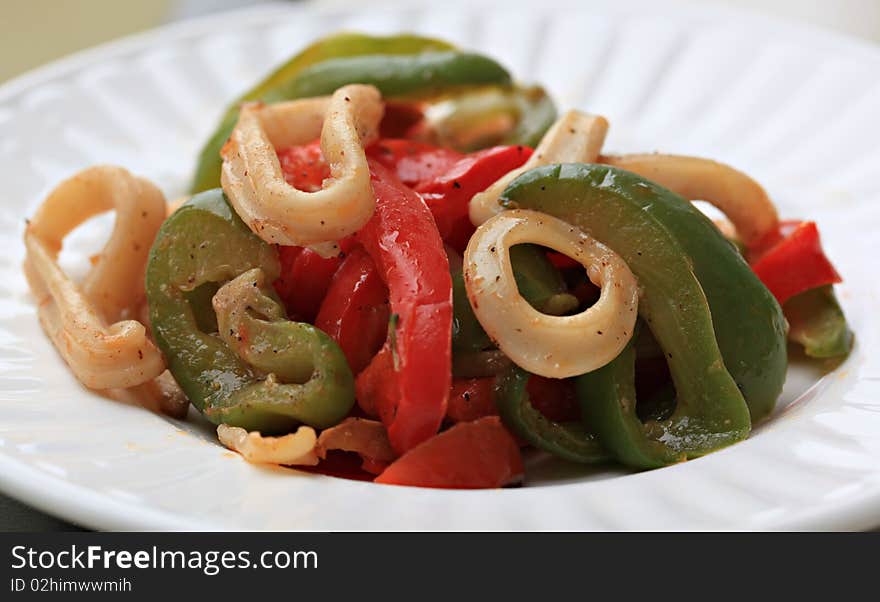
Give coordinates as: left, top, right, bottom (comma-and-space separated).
221, 84, 384, 247
217, 424, 319, 466
600, 153, 779, 247
23, 166, 166, 390
469, 110, 608, 226
463, 209, 638, 379
110, 372, 190, 419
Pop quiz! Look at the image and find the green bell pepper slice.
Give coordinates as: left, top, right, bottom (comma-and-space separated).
418, 84, 556, 151
496, 365, 610, 464
500, 163, 773, 467
277, 52, 511, 103
503, 85, 557, 148
784, 285, 854, 359
574, 333, 683, 467
190, 32, 508, 192
454, 242, 597, 462
452, 263, 493, 353
501, 163, 787, 422
509, 244, 579, 316
252, 32, 456, 104
145, 189, 354, 433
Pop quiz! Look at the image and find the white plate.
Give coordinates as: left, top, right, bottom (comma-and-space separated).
1, 0, 879, 531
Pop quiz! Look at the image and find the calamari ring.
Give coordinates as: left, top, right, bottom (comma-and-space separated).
469, 110, 608, 226
600, 153, 779, 247
463, 209, 638, 379
23, 166, 167, 390
112, 372, 189, 419
221, 84, 384, 247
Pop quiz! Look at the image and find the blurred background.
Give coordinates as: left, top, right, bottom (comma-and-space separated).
3, 0, 880, 83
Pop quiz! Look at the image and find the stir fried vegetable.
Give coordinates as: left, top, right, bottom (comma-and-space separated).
315, 246, 390, 374
496, 366, 610, 464
146, 189, 354, 432
354, 162, 453, 454
784, 286, 853, 359
192, 32, 554, 193
27, 31, 856, 490
374, 417, 523, 489
751, 221, 842, 304
498, 163, 786, 466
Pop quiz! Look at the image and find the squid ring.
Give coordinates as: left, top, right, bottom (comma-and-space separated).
600, 153, 779, 247
469, 110, 608, 226
23, 166, 167, 390
221, 84, 384, 248
464, 209, 638, 378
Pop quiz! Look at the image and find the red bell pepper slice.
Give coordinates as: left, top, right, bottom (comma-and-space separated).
526, 376, 581, 423
374, 416, 523, 489
748, 219, 802, 260
416, 144, 533, 250
297, 451, 376, 482
279, 138, 532, 250
366, 139, 463, 188
277, 139, 330, 191
547, 252, 580, 269
750, 221, 842, 304
273, 245, 343, 323
446, 377, 498, 423
445, 375, 581, 424
282, 137, 461, 192
315, 246, 390, 374
316, 418, 396, 476
379, 102, 426, 139
354, 347, 396, 420
355, 161, 453, 454
273, 140, 342, 321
